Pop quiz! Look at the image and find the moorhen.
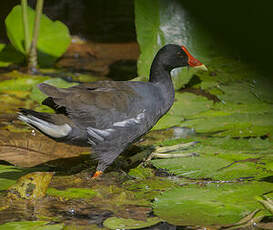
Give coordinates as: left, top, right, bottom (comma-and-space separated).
18, 44, 207, 178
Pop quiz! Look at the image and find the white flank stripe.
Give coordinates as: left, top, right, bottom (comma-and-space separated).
18, 115, 72, 138
113, 112, 145, 127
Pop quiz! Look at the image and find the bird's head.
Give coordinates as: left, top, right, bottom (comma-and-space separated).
158, 44, 208, 71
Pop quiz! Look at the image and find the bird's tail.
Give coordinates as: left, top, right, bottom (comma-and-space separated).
18, 108, 72, 138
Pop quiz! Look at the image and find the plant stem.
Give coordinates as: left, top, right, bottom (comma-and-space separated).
28, 0, 44, 73
21, 0, 31, 54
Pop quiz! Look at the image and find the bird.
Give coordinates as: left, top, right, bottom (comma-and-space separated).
18, 44, 207, 179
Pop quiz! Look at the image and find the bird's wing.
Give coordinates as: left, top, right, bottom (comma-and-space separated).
38, 81, 145, 130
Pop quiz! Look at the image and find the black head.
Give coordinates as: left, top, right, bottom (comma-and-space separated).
156, 44, 206, 71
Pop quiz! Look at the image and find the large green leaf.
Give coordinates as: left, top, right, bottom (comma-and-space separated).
5, 5, 71, 66
0, 74, 48, 91
134, 0, 216, 89
153, 182, 273, 226
181, 111, 273, 137
103, 217, 161, 230
151, 136, 273, 180
0, 44, 24, 67
153, 92, 213, 130
151, 155, 271, 180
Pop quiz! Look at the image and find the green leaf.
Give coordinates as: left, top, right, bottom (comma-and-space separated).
181, 112, 273, 137
135, 0, 219, 89
153, 92, 213, 130
153, 182, 273, 226
5, 5, 71, 66
0, 165, 25, 191
0, 44, 24, 67
8, 172, 53, 200
217, 82, 260, 104
0, 74, 48, 91
151, 155, 271, 180
103, 217, 161, 230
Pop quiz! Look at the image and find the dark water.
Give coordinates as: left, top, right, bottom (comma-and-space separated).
0, 0, 136, 43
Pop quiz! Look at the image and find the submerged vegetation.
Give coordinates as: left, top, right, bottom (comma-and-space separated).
0, 0, 272, 229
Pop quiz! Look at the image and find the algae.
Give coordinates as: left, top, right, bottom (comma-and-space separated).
47, 187, 97, 200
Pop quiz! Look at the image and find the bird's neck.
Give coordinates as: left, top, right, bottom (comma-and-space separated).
149, 59, 175, 112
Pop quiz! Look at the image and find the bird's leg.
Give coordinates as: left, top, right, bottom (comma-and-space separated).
91, 170, 103, 179
146, 141, 199, 161
91, 149, 122, 179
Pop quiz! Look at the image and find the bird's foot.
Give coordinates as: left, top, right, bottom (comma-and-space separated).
146, 141, 199, 161
91, 170, 103, 179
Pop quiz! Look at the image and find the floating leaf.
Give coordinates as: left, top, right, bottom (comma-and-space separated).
217, 82, 260, 104
154, 92, 213, 130
151, 155, 271, 180
0, 130, 89, 167
8, 172, 53, 200
178, 136, 273, 157
153, 182, 273, 226
5, 5, 71, 66
123, 176, 176, 200
0, 74, 48, 91
181, 112, 273, 137
103, 217, 161, 230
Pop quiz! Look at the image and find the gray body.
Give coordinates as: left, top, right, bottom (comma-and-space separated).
18, 44, 189, 172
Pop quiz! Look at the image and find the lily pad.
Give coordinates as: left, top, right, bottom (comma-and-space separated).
47, 187, 97, 199
154, 92, 213, 130
103, 216, 161, 230
0, 130, 89, 168
0, 73, 48, 91
123, 177, 176, 200
181, 112, 273, 137
153, 182, 273, 226
8, 172, 53, 199
217, 82, 260, 104
151, 154, 271, 180
178, 136, 273, 157
5, 5, 71, 66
